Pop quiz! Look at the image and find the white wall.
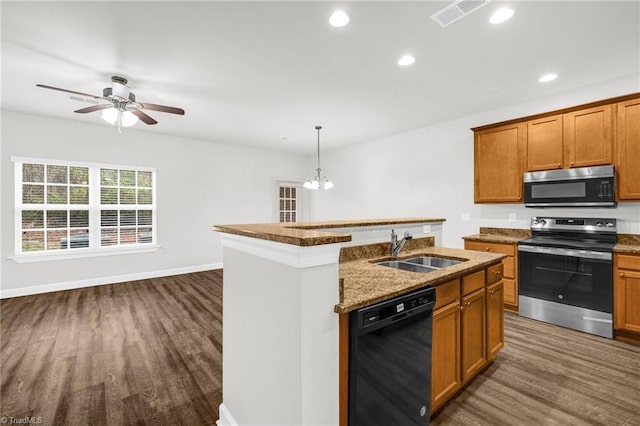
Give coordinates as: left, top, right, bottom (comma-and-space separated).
309, 75, 640, 248
0, 110, 308, 295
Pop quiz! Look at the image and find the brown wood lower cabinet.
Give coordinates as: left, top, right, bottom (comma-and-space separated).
461, 288, 486, 382
464, 240, 518, 312
430, 264, 504, 414
614, 254, 640, 338
431, 300, 461, 411
486, 281, 505, 359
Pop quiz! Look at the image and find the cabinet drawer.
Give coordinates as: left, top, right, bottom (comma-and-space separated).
462, 270, 485, 296
486, 263, 504, 285
503, 278, 517, 306
435, 279, 460, 310
502, 256, 515, 279
465, 241, 516, 257
617, 254, 640, 271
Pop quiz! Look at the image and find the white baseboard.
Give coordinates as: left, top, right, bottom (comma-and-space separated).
0, 262, 222, 299
216, 403, 238, 426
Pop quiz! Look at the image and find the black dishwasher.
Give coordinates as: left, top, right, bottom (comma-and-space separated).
349, 286, 436, 426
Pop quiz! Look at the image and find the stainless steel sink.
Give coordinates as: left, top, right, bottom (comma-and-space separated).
375, 256, 464, 273
376, 260, 439, 273
404, 256, 463, 268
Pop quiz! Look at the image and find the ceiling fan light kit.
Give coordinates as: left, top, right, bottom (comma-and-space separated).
36, 75, 185, 133
303, 125, 334, 190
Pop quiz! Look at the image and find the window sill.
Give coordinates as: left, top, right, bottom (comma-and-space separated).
8, 245, 160, 263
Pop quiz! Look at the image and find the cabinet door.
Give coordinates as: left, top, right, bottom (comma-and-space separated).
464, 241, 518, 309
615, 269, 640, 333
617, 99, 640, 200
563, 104, 613, 168
461, 289, 487, 382
486, 281, 505, 360
502, 277, 517, 306
431, 301, 461, 412
526, 115, 563, 171
474, 123, 525, 203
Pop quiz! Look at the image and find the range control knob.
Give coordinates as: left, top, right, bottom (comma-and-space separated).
606, 222, 615, 227
596, 221, 604, 227
539, 219, 547, 225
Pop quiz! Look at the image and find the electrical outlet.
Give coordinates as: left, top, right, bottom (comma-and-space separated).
423, 225, 431, 233
461, 213, 470, 221
508, 213, 517, 222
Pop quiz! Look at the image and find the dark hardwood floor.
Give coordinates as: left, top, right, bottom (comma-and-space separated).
1, 270, 222, 425
433, 313, 640, 426
3, 271, 640, 425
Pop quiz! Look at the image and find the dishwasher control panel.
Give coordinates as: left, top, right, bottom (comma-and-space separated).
358, 287, 436, 328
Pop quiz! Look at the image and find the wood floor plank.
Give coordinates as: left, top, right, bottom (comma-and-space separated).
432, 313, 640, 425
1, 270, 223, 425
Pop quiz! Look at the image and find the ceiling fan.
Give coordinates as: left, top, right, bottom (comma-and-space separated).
36, 75, 185, 132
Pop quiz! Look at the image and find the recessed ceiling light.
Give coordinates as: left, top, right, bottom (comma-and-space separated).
538, 73, 558, 83
398, 55, 416, 66
329, 10, 350, 27
489, 8, 514, 24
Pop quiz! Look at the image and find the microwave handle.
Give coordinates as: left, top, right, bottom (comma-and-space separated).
518, 245, 612, 261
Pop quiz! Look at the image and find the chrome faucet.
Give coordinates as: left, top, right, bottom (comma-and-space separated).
390, 229, 413, 257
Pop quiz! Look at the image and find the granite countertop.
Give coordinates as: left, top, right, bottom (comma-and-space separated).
213, 217, 446, 247
462, 228, 640, 254
336, 244, 505, 314
462, 227, 531, 244
615, 234, 640, 254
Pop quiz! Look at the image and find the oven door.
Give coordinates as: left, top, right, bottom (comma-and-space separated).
518, 245, 612, 313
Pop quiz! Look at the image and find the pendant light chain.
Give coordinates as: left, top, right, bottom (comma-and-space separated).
316, 125, 321, 178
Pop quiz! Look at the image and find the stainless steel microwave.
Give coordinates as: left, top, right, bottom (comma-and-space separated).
523, 165, 616, 207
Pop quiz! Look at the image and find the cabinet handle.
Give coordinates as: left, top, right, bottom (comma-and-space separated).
460, 305, 464, 311
619, 272, 625, 277
486, 247, 490, 251
489, 289, 496, 294
496, 270, 502, 276
557, 163, 561, 168
570, 161, 575, 166
465, 302, 471, 307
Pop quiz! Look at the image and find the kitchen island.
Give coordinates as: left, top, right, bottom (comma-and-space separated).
213, 218, 504, 426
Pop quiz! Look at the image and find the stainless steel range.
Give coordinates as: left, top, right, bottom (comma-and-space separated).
518, 217, 617, 338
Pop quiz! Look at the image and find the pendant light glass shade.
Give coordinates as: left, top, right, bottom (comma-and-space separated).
304, 126, 334, 190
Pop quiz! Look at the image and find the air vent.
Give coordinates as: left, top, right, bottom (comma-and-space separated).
431, 0, 492, 27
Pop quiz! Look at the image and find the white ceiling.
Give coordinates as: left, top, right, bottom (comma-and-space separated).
2, 1, 639, 154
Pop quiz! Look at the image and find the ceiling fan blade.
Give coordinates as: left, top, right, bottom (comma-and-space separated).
36, 84, 104, 101
74, 104, 112, 114
138, 102, 185, 115
130, 108, 158, 125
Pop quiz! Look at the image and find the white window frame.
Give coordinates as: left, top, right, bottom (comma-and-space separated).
274, 180, 302, 223
11, 156, 158, 263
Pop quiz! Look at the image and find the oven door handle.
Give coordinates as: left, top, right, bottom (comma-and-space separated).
518, 244, 612, 261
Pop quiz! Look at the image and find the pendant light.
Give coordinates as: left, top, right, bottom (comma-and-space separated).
303, 125, 334, 190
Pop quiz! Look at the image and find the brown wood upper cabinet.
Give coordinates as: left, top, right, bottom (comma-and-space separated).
474, 92, 640, 202
525, 114, 563, 171
474, 122, 525, 203
563, 104, 613, 168
617, 98, 640, 200
525, 105, 614, 172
